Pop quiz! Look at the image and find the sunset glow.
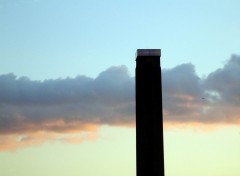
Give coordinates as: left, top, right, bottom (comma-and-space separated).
1, 0, 240, 176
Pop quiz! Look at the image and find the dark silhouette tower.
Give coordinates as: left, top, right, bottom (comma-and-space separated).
135, 49, 164, 176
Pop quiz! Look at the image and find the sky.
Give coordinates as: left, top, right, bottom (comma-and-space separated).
0, 0, 240, 176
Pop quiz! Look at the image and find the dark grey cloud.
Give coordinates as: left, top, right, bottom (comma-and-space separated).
161, 55, 240, 124
205, 55, 240, 105
0, 65, 135, 135
162, 63, 204, 118
1, 55, 240, 139
202, 55, 240, 123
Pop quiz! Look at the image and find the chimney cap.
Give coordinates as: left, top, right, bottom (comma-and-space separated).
136, 49, 161, 57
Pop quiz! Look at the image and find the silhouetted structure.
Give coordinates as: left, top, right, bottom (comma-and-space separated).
135, 49, 164, 176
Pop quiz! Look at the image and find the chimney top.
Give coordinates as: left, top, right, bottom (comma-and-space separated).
136, 49, 161, 58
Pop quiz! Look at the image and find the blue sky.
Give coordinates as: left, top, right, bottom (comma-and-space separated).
1, 1, 240, 176
1, 0, 240, 79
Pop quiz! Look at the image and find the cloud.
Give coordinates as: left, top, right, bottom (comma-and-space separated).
162, 55, 240, 125
0, 66, 135, 151
202, 55, 240, 124
162, 63, 204, 118
205, 55, 240, 105
1, 55, 240, 151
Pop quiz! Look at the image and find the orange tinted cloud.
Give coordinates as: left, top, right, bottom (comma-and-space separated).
0, 125, 99, 152
1, 56, 240, 151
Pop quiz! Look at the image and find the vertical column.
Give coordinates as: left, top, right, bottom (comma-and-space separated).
136, 49, 164, 176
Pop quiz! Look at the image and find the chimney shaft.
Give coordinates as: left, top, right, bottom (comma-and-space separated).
135, 49, 164, 176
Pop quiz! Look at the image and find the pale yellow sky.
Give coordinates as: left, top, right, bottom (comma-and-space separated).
1, 126, 239, 176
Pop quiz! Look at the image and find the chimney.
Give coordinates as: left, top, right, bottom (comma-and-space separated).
135, 49, 164, 176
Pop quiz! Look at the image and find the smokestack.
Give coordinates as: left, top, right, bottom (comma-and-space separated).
135, 49, 164, 176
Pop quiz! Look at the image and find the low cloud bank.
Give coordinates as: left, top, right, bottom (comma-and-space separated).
0, 66, 135, 135
1, 55, 240, 150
